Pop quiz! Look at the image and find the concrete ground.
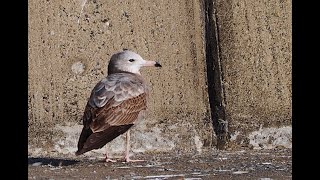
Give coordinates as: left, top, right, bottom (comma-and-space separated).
28, 148, 291, 179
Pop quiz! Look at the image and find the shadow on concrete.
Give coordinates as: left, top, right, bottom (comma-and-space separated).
28, 157, 80, 167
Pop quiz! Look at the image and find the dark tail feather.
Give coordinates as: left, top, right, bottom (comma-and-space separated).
75, 127, 93, 156
75, 124, 133, 156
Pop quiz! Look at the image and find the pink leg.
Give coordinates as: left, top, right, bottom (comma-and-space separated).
105, 145, 116, 162
125, 130, 144, 162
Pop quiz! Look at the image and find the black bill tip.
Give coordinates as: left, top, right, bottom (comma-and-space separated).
155, 62, 162, 67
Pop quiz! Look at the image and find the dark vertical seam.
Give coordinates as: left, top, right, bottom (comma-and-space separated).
203, 0, 228, 149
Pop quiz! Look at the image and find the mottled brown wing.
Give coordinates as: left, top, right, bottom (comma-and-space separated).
90, 93, 147, 132
76, 73, 148, 155
76, 94, 147, 155
90, 73, 146, 109
89, 73, 147, 129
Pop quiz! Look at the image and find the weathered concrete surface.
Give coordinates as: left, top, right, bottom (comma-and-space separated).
28, 0, 213, 157
28, 0, 292, 158
28, 149, 292, 179
214, 0, 292, 148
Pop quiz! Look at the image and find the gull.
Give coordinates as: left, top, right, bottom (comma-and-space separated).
75, 49, 161, 162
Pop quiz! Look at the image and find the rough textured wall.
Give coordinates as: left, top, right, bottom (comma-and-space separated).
28, 0, 292, 157
28, 0, 213, 157
215, 0, 292, 148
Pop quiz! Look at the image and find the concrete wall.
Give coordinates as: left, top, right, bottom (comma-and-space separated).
214, 0, 292, 149
28, 0, 213, 157
28, 0, 291, 157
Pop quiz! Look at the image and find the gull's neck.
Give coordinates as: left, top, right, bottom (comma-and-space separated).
108, 66, 141, 75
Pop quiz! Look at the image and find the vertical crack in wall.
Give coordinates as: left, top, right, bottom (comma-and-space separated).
203, 0, 228, 149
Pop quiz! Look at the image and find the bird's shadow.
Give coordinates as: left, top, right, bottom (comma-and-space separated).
28, 157, 80, 167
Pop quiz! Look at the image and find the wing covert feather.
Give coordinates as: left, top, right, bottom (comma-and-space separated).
82, 73, 148, 133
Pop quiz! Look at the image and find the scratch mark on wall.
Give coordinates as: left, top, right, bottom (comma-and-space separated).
78, 0, 88, 24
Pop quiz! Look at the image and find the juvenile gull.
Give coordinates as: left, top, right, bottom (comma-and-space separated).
75, 49, 161, 162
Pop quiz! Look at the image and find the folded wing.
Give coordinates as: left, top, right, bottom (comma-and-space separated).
76, 73, 147, 155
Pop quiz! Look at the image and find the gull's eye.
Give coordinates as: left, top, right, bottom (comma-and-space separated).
129, 59, 135, 62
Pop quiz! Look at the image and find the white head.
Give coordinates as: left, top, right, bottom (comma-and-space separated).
107, 49, 161, 75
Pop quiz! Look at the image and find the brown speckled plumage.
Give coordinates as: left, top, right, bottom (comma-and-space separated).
75, 50, 160, 157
